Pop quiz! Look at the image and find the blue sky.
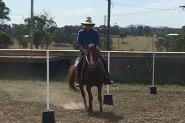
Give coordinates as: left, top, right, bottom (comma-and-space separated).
5, 0, 185, 28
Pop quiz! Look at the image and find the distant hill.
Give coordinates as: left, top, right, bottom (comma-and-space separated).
123, 24, 169, 29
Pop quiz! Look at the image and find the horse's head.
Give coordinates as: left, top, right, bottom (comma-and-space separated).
85, 43, 100, 71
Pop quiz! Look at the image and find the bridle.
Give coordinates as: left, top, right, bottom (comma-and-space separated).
85, 50, 100, 71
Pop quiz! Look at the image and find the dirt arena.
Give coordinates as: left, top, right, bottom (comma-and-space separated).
0, 80, 185, 123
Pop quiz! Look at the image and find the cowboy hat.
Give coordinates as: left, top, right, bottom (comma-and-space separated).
81, 17, 95, 26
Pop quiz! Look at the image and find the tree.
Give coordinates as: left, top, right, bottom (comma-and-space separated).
129, 25, 137, 36
52, 29, 67, 44
42, 32, 52, 49
142, 26, 151, 37
0, 0, 11, 25
17, 35, 28, 49
24, 10, 56, 49
109, 37, 114, 50
119, 32, 127, 44
155, 37, 165, 51
11, 24, 29, 39
33, 29, 42, 49
70, 33, 77, 42
0, 31, 13, 48
137, 26, 143, 36
70, 33, 77, 49
24, 10, 56, 34
155, 35, 185, 52
11, 24, 29, 49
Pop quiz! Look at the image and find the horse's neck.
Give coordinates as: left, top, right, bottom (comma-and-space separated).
85, 61, 102, 72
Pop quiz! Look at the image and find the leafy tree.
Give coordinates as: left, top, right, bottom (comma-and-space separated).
155, 37, 165, 51
0, 0, 12, 34
155, 34, 185, 52
42, 32, 52, 49
24, 10, 57, 39
17, 35, 28, 49
137, 26, 143, 36
72, 40, 77, 50
70, 33, 77, 49
33, 29, 42, 49
109, 38, 114, 50
52, 29, 67, 44
142, 26, 151, 37
11, 24, 29, 39
0, 0, 11, 24
119, 32, 127, 43
70, 33, 77, 43
0, 31, 13, 48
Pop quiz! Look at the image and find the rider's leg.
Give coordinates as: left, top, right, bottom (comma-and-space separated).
76, 51, 84, 86
99, 55, 112, 85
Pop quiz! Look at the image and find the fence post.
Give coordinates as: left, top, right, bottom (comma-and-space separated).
150, 52, 157, 94
41, 50, 55, 123
47, 50, 49, 111
103, 51, 113, 105
152, 52, 155, 86
107, 51, 110, 94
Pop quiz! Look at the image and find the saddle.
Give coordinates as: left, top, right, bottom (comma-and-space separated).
75, 56, 107, 82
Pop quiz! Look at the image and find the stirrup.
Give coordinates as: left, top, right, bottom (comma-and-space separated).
75, 81, 80, 87
76, 83, 79, 87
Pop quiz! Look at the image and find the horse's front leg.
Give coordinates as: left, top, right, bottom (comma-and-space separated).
98, 85, 103, 112
79, 85, 87, 112
86, 86, 93, 112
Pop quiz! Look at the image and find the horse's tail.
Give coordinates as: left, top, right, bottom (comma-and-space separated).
67, 65, 79, 93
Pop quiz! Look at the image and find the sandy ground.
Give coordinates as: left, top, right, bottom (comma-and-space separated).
0, 80, 185, 123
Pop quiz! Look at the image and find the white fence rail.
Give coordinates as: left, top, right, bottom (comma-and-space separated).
0, 49, 185, 58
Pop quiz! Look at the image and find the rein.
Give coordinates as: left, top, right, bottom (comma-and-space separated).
85, 51, 100, 71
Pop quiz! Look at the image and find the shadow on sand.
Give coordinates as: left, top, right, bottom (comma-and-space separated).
87, 111, 123, 122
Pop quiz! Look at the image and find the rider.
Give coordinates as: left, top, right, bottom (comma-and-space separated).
76, 17, 112, 87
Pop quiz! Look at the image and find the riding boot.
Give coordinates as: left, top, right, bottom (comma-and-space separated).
76, 66, 81, 87
76, 54, 84, 87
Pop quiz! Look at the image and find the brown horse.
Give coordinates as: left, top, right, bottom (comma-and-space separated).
67, 44, 105, 112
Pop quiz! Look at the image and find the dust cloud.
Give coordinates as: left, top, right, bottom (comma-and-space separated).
60, 101, 84, 110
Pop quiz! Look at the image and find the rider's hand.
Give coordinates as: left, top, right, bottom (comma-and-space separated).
96, 46, 100, 51
83, 49, 87, 55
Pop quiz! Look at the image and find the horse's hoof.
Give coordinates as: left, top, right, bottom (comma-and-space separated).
88, 109, 93, 112
88, 108, 93, 112
100, 108, 103, 112
84, 107, 88, 113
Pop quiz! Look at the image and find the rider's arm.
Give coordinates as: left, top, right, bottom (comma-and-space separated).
94, 32, 100, 48
77, 31, 85, 50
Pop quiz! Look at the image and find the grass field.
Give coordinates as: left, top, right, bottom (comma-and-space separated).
10, 36, 157, 51
0, 80, 185, 123
112, 36, 157, 51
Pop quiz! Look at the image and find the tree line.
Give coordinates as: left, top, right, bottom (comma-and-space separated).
1, 0, 185, 51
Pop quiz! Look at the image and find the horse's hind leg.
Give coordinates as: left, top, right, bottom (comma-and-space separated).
98, 85, 103, 112
79, 85, 87, 112
86, 86, 93, 112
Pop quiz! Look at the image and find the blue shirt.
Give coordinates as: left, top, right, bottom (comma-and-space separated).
77, 28, 100, 49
